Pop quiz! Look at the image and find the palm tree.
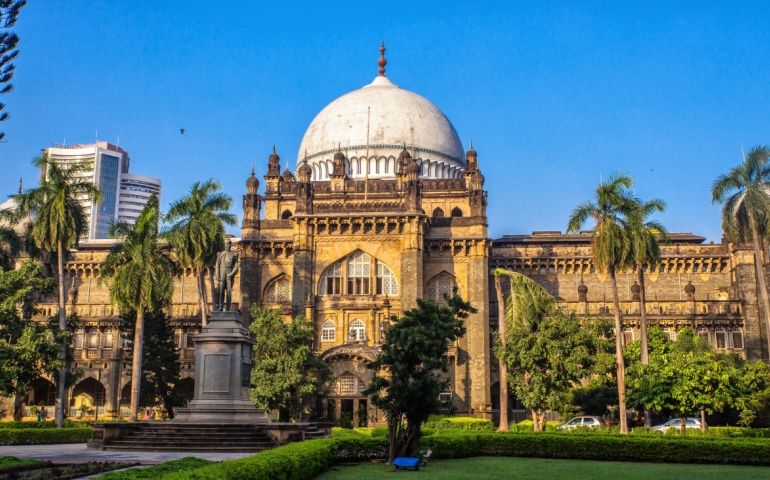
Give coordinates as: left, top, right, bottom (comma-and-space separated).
13, 155, 102, 428
0, 209, 22, 269
567, 172, 635, 434
493, 272, 509, 431
626, 197, 668, 427
165, 180, 236, 326
712, 146, 770, 359
100, 195, 176, 422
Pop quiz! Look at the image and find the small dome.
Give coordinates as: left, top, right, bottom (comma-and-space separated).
684, 282, 695, 293
281, 166, 295, 182
246, 172, 259, 193
269, 147, 280, 164
631, 282, 640, 293
334, 149, 345, 162
407, 161, 421, 175
577, 282, 588, 293
466, 144, 477, 161
298, 160, 312, 181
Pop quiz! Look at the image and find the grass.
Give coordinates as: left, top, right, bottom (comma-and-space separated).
316, 456, 770, 479
0, 456, 41, 469
99, 457, 214, 479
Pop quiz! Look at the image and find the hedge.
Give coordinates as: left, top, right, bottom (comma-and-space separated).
0, 428, 93, 445
424, 416, 495, 431
100, 458, 213, 479
0, 420, 90, 429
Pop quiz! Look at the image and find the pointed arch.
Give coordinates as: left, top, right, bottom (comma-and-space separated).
433, 207, 444, 218
426, 271, 458, 304
334, 371, 366, 395
321, 319, 336, 341
281, 209, 293, 220
264, 274, 292, 303
348, 319, 366, 341
451, 207, 463, 217
376, 260, 399, 295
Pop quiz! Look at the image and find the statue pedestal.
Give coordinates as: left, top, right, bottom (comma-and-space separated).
174, 311, 266, 424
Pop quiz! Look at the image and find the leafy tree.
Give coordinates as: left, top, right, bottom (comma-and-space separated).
119, 310, 185, 418
0, 208, 22, 270
100, 194, 176, 422
165, 179, 236, 325
364, 292, 475, 463
712, 146, 770, 358
493, 269, 613, 431
249, 307, 331, 421
567, 171, 636, 434
0, 1, 26, 142
13, 154, 101, 427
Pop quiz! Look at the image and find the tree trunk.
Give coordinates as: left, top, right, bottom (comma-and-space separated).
196, 267, 208, 327
749, 214, 770, 361
208, 268, 216, 314
609, 266, 628, 434
495, 275, 509, 432
129, 309, 146, 422
13, 394, 23, 421
533, 410, 545, 432
637, 264, 652, 428
701, 407, 707, 432
55, 240, 68, 429
680, 416, 687, 436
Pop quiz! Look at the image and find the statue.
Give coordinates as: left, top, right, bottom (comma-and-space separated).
215, 238, 239, 312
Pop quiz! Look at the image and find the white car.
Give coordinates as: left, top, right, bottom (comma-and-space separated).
652, 417, 703, 432
556, 416, 606, 430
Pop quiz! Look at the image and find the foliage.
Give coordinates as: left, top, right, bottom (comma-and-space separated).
100, 458, 213, 479
364, 291, 475, 462
423, 416, 495, 431
249, 307, 331, 421
0, 427, 92, 445
119, 310, 185, 418
569, 377, 619, 417
0, 420, 88, 429
0, 1, 26, 142
0, 456, 39, 469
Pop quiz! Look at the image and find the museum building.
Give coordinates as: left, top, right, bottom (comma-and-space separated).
4, 46, 768, 425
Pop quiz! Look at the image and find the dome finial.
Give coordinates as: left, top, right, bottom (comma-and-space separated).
251, 162, 255, 176
378, 41, 387, 77
273, 143, 276, 153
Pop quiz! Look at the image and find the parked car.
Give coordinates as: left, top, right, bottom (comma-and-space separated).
652, 417, 703, 432
556, 416, 606, 430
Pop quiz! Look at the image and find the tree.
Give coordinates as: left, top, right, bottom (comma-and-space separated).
626, 196, 668, 427
13, 154, 101, 428
165, 179, 236, 326
0, 208, 22, 270
0, 1, 26, 142
120, 310, 185, 418
248, 307, 330, 421
712, 146, 770, 359
567, 171, 636, 434
364, 292, 475, 463
493, 272, 509, 431
493, 269, 613, 431
100, 195, 176, 422
0, 260, 61, 420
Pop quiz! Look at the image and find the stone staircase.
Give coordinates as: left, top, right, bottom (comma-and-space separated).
96, 423, 277, 452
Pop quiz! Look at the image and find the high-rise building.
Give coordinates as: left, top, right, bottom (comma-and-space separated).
43, 142, 160, 239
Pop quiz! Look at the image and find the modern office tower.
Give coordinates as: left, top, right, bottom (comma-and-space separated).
117, 173, 162, 223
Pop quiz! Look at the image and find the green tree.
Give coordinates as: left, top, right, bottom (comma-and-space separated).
711, 146, 770, 358
0, 1, 26, 142
249, 307, 330, 421
0, 260, 61, 420
493, 269, 613, 431
364, 292, 475, 463
165, 179, 236, 326
100, 194, 176, 422
120, 310, 185, 418
626, 197, 668, 427
493, 272, 509, 431
13, 154, 101, 428
0, 209, 22, 270
567, 171, 636, 434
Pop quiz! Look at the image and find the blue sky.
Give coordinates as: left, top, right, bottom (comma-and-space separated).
2, 1, 769, 242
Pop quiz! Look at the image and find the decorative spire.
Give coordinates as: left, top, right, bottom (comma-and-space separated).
378, 41, 387, 76
18, 177, 22, 195
251, 162, 255, 176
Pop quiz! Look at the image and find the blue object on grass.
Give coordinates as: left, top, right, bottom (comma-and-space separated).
393, 457, 422, 470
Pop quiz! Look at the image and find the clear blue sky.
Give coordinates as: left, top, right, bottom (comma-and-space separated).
2, 1, 769, 242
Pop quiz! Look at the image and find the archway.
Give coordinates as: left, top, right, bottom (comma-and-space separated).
71, 377, 106, 419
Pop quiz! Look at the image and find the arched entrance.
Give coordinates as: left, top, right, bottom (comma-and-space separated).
319, 344, 380, 428
71, 377, 106, 419
31, 377, 56, 407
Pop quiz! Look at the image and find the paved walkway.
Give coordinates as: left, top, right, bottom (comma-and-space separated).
0, 443, 254, 464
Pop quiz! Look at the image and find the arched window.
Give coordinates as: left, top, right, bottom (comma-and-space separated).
73, 328, 84, 349
347, 252, 371, 295
662, 327, 677, 341
173, 328, 182, 349
426, 272, 457, 304
622, 326, 634, 347
451, 207, 463, 217
433, 207, 444, 218
349, 319, 366, 341
376, 260, 399, 295
87, 328, 99, 349
321, 320, 336, 341
715, 327, 727, 349
102, 328, 113, 349
319, 262, 342, 296
439, 383, 453, 402
335, 372, 366, 396
697, 326, 711, 343
186, 327, 197, 348
281, 210, 292, 220
265, 276, 291, 303
731, 327, 744, 349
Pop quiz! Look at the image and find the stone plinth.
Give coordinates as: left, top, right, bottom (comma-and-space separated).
174, 311, 266, 424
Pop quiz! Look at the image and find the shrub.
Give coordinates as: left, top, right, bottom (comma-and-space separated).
0, 428, 93, 445
100, 457, 213, 479
0, 456, 41, 469
424, 416, 495, 431
0, 420, 89, 429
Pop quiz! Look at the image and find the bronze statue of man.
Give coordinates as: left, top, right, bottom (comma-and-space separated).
215, 238, 239, 311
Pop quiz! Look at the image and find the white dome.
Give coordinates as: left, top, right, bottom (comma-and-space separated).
297, 75, 465, 180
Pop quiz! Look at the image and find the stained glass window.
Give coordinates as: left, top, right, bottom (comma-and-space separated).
347, 252, 371, 295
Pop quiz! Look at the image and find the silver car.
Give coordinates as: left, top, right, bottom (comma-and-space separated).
556, 416, 606, 430
652, 417, 703, 432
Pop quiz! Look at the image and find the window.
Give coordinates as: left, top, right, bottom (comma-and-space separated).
73, 328, 84, 349
335, 372, 366, 396
320, 262, 342, 296
349, 319, 366, 341
622, 326, 634, 347
347, 252, 371, 295
322, 320, 336, 341
376, 260, 399, 295
432, 207, 444, 218
426, 273, 457, 304
439, 383, 453, 403
186, 328, 197, 348
173, 328, 182, 349
265, 276, 291, 303
662, 327, 677, 341
697, 326, 711, 343
732, 327, 744, 349
88, 328, 99, 349
715, 327, 727, 349
451, 207, 463, 217
281, 210, 292, 219
102, 328, 113, 349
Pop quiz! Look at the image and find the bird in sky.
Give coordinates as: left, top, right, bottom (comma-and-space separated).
180, 128, 186, 134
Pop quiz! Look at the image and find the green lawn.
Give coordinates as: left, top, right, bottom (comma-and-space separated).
316, 456, 770, 479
